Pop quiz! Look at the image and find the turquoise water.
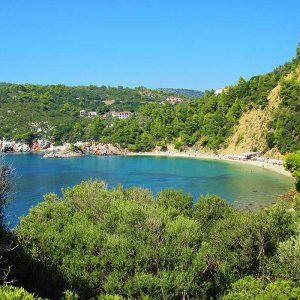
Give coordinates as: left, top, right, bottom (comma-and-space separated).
3, 154, 293, 227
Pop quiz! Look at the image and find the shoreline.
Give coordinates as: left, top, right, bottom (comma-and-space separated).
2, 148, 293, 178
127, 150, 293, 178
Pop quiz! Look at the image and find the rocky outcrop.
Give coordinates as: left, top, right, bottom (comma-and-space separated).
0, 139, 127, 157
0, 140, 30, 152
43, 150, 85, 159
31, 139, 51, 152
0, 139, 51, 153
74, 141, 92, 152
13, 142, 30, 152
92, 143, 123, 156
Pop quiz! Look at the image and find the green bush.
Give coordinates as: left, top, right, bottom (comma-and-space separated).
284, 151, 300, 191
0, 285, 45, 300
223, 276, 300, 300
14, 180, 299, 299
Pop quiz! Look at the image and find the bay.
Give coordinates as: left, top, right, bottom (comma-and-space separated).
2, 154, 293, 227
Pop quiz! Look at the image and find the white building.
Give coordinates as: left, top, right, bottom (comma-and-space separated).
111, 111, 132, 120
88, 111, 97, 118
214, 88, 227, 96
166, 96, 183, 105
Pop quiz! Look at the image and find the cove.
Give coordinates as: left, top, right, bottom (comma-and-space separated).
3, 154, 293, 227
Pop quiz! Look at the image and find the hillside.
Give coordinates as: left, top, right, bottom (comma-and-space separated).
0, 44, 299, 156
222, 86, 282, 157
0, 84, 177, 143
221, 66, 300, 157
157, 88, 204, 98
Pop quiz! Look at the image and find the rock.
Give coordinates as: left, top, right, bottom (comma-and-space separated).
1, 140, 14, 152
93, 143, 122, 156
43, 150, 85, 159
1, 140, 30, 152
74, 141, 92, 151
43, 143, 70, 153
38, 139, 50, 149
13, 142, 30, 152
31, 139, 50, 152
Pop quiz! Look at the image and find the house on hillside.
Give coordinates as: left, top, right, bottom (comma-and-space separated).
214, 88, 227, 96
111, 111, 132, 120
166, 96, 184, 105
80, 110, 87, 117
88, 111, 97, 118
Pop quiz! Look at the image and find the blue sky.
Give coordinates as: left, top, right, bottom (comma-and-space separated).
0, 0, 299, 90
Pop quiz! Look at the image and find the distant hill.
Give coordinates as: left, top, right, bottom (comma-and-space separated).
157, 88, 203, 98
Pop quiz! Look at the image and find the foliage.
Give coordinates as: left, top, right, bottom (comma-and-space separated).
223, 276, 300, 300
0, 84, 171, 143
272, 223, 300, 280
69, 144, 82, 153
269, 75, 300, 153
0, 285, 45, 300
0, 162, 15, 285
14, 180, 300, 299
157, 88, 204, 98
284, 150, 300, 191
0, 163, 11, 226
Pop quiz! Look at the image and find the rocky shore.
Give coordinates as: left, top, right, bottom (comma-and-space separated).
0, 139, 126, 158
43, 151, 85, 159
42, 143, 126, 158
0, 139, 292, 178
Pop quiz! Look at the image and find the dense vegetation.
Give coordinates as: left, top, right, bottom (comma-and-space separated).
106, 51, 298, 152
0, 285, 44, 300
285, 150, 300, 191
0, 45, 300, 298
0, 161, 14, 285
0, 84, 175, 144
267, 44, 300, 153
0, 180, 294, 299
157, 88, 204, 98
1, 44, 300, 154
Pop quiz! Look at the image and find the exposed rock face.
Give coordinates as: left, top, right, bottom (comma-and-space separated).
13, 142, 30, 152
0, 140, 30, 152
1, 141, 14, 152
43, 150, 85, 159
0, 139, 126, 157
74, 141, 92, 151
93, 143, 123, 156
31, 139, 51, 152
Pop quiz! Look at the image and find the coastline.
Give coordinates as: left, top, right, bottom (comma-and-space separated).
127, 150, 293, 178
1, 145, 293, 178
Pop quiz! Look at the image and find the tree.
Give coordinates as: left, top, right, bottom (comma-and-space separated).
273, 227, 300, 280
156, 189, 193, 217
284, 150, 300, 191
192, 195, 234, 232
0, 162, 14, 285
0, 163, 11, 226
223, 276, 300, 300
0, 285, 45, 300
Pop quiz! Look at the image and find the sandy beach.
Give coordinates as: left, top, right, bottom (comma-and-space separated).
127, 150, 293, 178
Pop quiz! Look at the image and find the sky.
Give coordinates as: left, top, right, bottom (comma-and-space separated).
0, 0, 299, 90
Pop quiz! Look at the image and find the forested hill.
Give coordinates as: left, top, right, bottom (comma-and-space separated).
122, 43, 300, 155
157, 88, 204, 98
0, 44, 300, 155
0, 84, 183, 143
